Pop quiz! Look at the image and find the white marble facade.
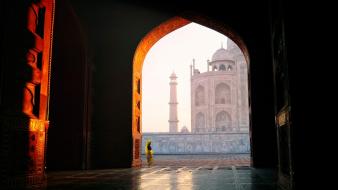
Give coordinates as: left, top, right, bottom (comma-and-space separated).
142, 40, 250, 154
191, 39, 249, 133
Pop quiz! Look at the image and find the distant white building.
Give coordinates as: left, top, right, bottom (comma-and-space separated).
142, 39, 251, 155
190, 39, 249, 133
168, 72, 179, 133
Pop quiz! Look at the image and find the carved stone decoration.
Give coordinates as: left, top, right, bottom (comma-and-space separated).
0, 0, 54, 188
0, 116, 49, 187
134, 139, 140, 159
22, 2, 45, 118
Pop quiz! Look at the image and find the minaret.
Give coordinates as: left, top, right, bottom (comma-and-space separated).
207, 59, 210, 72
169, 72, 178, 133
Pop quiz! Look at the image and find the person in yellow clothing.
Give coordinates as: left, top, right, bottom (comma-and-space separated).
145, 139, 154, 166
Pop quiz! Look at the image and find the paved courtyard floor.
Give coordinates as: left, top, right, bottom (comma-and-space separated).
141, 154, 251, 167
40, 154, 278, 190
45, 167, 277, 190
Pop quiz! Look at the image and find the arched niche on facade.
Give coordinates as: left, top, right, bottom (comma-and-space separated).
215, 83, 231, 104
195, 85, 205, 106
195, 112, 206, 132
215, 111, 232, 131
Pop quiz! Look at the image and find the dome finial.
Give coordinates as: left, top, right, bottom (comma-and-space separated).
170, 71, 177, 79
211, 43, 234, 62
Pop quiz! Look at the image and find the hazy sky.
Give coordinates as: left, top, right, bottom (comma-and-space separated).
142, 23, 229, 133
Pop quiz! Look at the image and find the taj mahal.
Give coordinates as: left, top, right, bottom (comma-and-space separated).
142, 39, 250, 154
190, 39, 249, 133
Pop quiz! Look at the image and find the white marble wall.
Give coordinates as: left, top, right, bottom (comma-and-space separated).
190, 39, 249, 133
142, 132, 250, 154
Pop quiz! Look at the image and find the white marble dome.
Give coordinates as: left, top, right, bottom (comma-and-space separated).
180, 126, 189, 133
211, 47, 233, 62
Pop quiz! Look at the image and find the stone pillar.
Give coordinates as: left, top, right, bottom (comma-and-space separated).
169, 72, 178, 133
0, 117, 49, 187
22, 1, 44, 119
132, 75, 142, 167
207, 60, 210, 72
0, 0, 54, 188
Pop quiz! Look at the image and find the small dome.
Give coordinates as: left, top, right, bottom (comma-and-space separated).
180, 126, 189, 133
211, 47, 233, 62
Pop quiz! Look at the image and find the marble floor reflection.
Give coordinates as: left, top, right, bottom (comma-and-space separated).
44, 166, 278, 190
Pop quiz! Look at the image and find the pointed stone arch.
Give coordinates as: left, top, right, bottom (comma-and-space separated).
215, 83, 231, 104
215, 111, 232, 131
132, 16, 250, 167
195, 112, 206, 132
195, 85, 205, 106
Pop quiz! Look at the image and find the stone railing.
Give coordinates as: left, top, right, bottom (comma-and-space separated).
141, 132, 250, 154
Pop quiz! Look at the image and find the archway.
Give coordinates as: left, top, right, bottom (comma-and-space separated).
132, 16, 251, 167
